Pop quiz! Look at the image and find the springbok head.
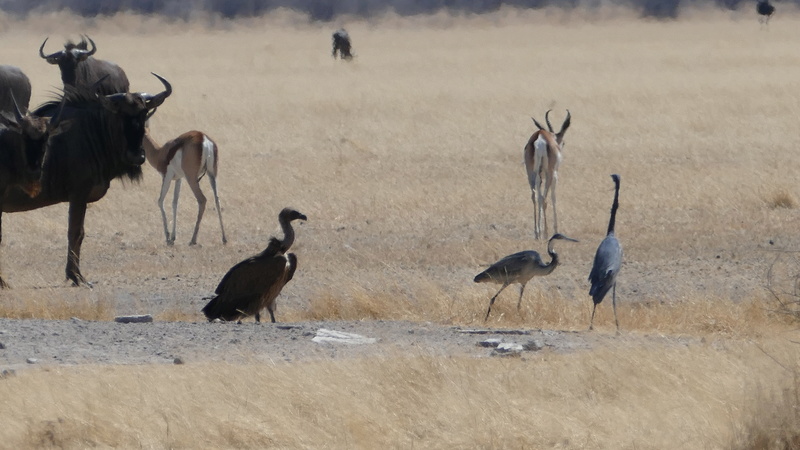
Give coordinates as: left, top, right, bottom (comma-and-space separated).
532, 109, 571, 146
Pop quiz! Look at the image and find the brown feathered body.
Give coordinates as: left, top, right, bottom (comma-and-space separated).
202, 208, 306, 323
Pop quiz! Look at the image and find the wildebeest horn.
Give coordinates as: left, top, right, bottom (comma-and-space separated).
142, 73, 172, 110
39, 37, 63, 63
9, 90, 24, 124
49, 95, 68, 130
545, 109, 554, 133
77, 35, 97, 57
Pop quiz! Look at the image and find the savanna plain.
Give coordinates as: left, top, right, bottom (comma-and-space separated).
0, 7, 799, 448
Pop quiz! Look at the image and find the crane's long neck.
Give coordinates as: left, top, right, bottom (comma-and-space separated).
607, 180, 620, 236
278, 217, 296, 250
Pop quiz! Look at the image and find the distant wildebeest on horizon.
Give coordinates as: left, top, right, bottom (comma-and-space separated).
0, 73, 172, 287
332, 29, 353, 61
142, 127, 227, 246
757, 0, 775, 25
39, 35, 130, 95
0, 65, 32, 114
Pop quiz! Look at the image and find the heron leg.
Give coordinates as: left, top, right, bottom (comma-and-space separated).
612, 284, 619, 333
589, 303, 598, 331
517, 283, 527, 311
485, 283, 510, 322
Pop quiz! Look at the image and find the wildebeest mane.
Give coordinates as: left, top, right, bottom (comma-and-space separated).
34, 89, 143, 196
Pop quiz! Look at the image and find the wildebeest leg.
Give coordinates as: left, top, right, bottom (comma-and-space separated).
66, 198, 89, 287
255, 312, 261, 323
267, 304, 276, 323
0, 209, 8, 289
185, 176, 206, 246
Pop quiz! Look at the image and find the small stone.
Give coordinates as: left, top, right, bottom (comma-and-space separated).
173, 357, 184, 365
0, 342, 5, 349
1, 369, 16, 378
114, 314, 153, 324
478, 338, 503, 348
523, 339, 543, 351
26, 358, 38, 364
492, 343, 524, 356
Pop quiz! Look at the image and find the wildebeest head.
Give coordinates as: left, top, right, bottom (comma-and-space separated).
97, 73, 172, 166
39, 36, 96, 86
0, 91, 64, 196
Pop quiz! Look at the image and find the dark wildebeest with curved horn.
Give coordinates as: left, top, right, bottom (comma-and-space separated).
39, 35, 129, 95
332, 29, 353, 61
0, 65, 32, 114
0, 73, 171, 287
203, 208, 307, 323
0, 94, 65, 287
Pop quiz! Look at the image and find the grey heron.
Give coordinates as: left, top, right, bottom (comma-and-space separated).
588, 174, 623, 331
474, 233, 578, 321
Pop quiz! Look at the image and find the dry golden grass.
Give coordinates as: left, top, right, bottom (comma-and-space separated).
1, 339, 798, 449
1, 6, 800, 448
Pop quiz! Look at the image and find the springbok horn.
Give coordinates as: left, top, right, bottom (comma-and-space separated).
142, 73, 172, 110
560, 109, 571, 134
545, 109, 554, 133
39, 37, 63, 63
531, 117, 546, 131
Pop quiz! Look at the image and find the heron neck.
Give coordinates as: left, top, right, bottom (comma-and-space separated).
546, 242, 560, 272
607, 182, 620, 236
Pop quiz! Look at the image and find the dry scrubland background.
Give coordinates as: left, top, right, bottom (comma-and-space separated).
1, 7, 800, 449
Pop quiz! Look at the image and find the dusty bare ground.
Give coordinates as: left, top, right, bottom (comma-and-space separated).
0, 317, 700, 370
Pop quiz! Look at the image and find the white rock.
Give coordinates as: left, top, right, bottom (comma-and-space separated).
477, 338, 503, 348
492, 343, 524, 356
312, 328, 377, 345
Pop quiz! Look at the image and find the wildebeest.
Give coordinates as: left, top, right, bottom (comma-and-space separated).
332, 29, 353, 61
0, 73, 171, 287
202, 208, 307, 323
0, 65, 32, 113
0, 96, 64, 287
39, 36, 130, 95
757, 0, 775, 24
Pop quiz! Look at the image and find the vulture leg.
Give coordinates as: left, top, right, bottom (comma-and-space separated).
0, 208, 7, 288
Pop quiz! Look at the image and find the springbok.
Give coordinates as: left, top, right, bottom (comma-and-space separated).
142, 127, 227, 246
524, 109, 571, 240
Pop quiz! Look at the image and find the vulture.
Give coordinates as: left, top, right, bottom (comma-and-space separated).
202, 208, 307, 323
